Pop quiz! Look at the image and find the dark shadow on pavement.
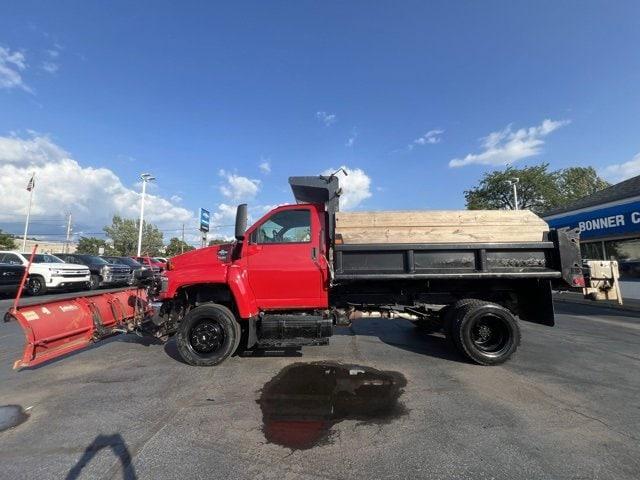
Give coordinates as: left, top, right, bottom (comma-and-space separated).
163, 338, 189, 364
334, 318, 467, 364
65, 433, 137, 480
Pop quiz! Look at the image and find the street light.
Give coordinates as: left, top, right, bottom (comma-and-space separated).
507, 177, 520, 210
137, 173, 156, 256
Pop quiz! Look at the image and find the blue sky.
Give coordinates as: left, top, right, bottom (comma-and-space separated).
1, 1, 639, 243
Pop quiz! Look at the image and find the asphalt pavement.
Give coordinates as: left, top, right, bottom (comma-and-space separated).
0, 291, 639, 480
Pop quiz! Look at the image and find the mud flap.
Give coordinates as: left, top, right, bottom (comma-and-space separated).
517, 280, 555, 326
8, 289, 151, 369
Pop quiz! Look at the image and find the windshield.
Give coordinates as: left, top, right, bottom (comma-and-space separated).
31, 254, 64, 264
107, 257, 141, 267
78, 255, 108, 265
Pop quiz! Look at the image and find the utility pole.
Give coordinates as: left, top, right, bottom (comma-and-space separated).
507, 177, 520, 210
22, 172, 36, 251
65, 212, 72, 253
181, 223, 185, 254
137, 173, 156, 256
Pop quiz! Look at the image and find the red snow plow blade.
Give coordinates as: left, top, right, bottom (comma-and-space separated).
8, 288, 152, 369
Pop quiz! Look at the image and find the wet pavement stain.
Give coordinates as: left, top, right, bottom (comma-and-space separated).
257, 362, 407, 450
0, 405, 30, 432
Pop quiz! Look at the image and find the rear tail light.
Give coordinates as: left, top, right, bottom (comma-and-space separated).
572, 273, 586, 287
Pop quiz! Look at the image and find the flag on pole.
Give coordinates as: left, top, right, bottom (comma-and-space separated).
26, 173, 35, 192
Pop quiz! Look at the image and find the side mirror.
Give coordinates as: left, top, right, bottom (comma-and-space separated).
235, 203, 248, 241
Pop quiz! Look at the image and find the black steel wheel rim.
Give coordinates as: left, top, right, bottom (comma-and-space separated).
189, 319, 226, 355
28, 278, 41, 294
470, 314, 510, 355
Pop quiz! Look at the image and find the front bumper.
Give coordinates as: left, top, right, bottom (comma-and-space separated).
48, 274, 91, 289
100, 273, 132, 286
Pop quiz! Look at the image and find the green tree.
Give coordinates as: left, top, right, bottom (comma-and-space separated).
465, 164, 610, 214
165, 237, 195, 256
76, 237, 111, 255
557, 167, 610, 204
0, 230, 16, 250
103, 215, 164, 256
208, 238, 228, 246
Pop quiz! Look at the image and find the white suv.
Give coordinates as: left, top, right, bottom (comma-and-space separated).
0, 251, 91, 296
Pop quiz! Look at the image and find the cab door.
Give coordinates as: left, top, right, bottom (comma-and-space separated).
245, 206, 328, 309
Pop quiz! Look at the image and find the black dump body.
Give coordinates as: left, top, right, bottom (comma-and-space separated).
289, 176, 583, 326
333, 229, 581, 284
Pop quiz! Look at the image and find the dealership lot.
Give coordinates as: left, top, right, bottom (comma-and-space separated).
0, 294, 639, 480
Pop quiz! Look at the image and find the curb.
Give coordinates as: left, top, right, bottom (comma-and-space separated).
553, 294, 640, 314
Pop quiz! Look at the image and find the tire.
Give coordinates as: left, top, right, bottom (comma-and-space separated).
176, 304, 241, 366
27, 276, 47, 296
449, 300, 520, 366
89, 275, 100, 290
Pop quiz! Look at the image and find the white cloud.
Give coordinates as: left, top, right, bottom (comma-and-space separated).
170, 194, 183, 203
322, 166, 372, 210
211, 203, 238, 225
0, 46, 31, 92
346, 128, 358, 147
0, 133, 193, 230
449, 119, 569, 168
601, 153, 640, 183
259, 159, 271, 174
409, 129, 443, 149
41, 61, 59, 74
218, 169, 260, 201
316, 111, 337, 127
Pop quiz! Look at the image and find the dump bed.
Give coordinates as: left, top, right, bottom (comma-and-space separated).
333, 223, 582, 287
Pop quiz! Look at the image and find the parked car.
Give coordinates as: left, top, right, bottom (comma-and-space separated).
56, 253, 131, 289
131, 256, 165, 273
102, 256, 148, 284
0, 251, 90, 296
0, 261, 25, 298
154, 257, 169, 264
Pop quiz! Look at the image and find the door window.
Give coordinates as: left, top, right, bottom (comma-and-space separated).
253, 210, 311, 244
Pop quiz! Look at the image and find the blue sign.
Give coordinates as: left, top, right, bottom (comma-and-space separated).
199, 208, 210, 232
547, 200, 640, 240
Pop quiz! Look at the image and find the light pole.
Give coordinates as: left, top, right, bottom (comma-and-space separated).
507, 177, 520, 210
137, 173, 156, 256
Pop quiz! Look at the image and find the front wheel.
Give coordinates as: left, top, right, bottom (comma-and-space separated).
27, 276, 47, 296
89, 275, 100, 290
176, 304, 241, 366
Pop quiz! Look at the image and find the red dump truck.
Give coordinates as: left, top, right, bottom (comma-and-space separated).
9, 174, 589, 369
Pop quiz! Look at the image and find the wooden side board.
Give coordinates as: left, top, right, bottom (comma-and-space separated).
335, 210, 549, 244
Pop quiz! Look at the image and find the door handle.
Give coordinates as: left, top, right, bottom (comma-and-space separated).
311, 247, 317, 260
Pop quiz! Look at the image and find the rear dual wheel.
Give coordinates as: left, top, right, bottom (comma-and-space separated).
176, 304, 241, 366
445, 299, 520, 366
